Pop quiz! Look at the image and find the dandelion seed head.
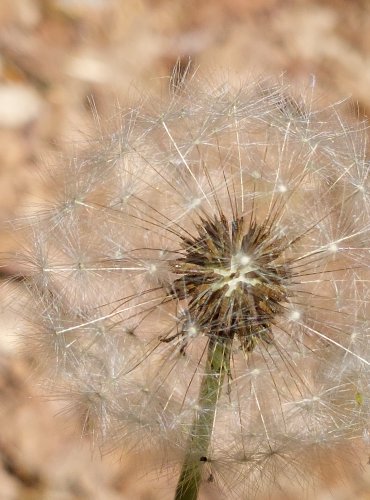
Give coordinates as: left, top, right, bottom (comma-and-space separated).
16, 74, 370, 498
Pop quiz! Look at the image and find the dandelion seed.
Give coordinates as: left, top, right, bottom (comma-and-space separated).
15, 74, 370, 499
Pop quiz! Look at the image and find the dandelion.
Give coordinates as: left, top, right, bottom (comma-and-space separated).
15, 72, 370, 499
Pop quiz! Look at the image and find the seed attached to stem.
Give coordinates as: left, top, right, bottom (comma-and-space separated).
169, 213, 291, 353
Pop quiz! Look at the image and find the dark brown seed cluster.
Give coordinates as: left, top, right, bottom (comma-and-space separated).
170, 213, 292, 351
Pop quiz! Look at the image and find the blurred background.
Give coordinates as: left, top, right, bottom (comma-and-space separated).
1, 1, 370, 498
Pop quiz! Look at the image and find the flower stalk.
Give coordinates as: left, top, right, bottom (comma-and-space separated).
175, 338, 231, 500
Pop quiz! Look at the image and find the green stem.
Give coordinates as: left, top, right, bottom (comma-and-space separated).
174, 338, 231, 500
